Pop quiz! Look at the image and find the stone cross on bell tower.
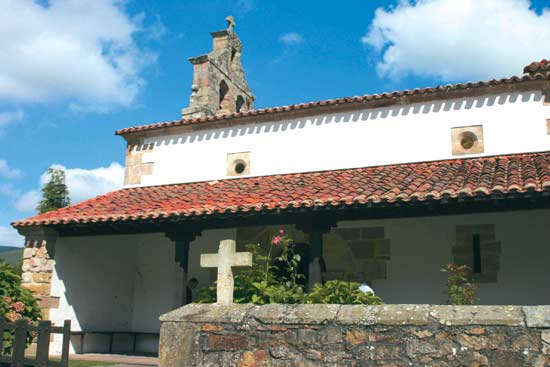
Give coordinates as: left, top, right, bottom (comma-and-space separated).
181, 16, 255, 119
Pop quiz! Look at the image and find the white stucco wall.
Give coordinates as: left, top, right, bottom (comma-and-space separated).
325, 209, 550, 305
132, 92, 550, 187
47, 208, 550, 355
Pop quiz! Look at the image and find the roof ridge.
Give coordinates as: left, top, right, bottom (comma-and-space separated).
116, 74, 550, 136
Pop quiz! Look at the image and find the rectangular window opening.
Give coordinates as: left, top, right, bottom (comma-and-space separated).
472, 233, 482, 274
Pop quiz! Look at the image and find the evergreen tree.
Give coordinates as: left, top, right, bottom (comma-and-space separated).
36, 168, 70, 214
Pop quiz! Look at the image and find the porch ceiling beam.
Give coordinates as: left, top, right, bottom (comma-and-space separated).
51, 192, 550, 237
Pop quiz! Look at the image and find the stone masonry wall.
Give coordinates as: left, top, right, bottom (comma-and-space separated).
159, 304, 550, 367
21, 236, 58, 319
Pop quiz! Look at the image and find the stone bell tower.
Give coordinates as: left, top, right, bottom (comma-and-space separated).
182, 16, 255, 119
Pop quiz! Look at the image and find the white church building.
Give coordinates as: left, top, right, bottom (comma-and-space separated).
12, 19, 550, 355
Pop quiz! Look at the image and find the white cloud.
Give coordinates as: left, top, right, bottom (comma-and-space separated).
0, 159, 21, 178
14, 162, 124, 213
0, 225, 24, 247
0, 110, 23, 126
0, 0, 157, 107
47, 162, 125, 203
279, 32, 304, 46
15, 190, 40, 213
362, 0, 550, 81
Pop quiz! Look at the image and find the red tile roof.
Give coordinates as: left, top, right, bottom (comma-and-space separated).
12, 152, 550, 229
523, 59, 550, 76
115, 73, 550, 136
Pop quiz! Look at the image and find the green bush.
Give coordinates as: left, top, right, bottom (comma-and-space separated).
305, 280, 383, 305
0, 259, 43, 354
442, 264, 477, 305
197, 231, 384, 305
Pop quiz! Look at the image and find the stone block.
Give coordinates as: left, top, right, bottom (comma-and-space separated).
360, 227, 384, 239
524, 306, 550, 328
336, 305, 378, 325
457, 333, 506, 350
286, 304, 340, 325
336, 228, 361, 241
377, 304, 430, 326
23, 247, 36, 259
347, 241, 375, 259
21, 272, 33, 283
373, 239, 390, 260
510, 333, 541, 352
159, 303, 254, 323
430, 306, 524, 326
206, 334, 249, 351
33, 272, 52, 283
23, 283, 51, 296
363, 259, 387, 280
37, 296, 60, 309
159, 322, 199, 367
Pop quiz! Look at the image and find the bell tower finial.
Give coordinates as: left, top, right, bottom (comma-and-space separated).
181, 17, 255, 119
226, 15, 236, 32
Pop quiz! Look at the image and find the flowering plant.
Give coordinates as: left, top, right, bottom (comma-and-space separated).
0, 259, 42, 354
197, 230, 385, 305
198, 230, 306, 304
441, 264, 477, 305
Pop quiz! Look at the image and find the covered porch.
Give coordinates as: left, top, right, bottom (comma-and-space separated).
13, 152, 550, 355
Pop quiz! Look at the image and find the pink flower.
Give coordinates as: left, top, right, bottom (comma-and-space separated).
279, 229, 285, 235
272, 236, 282, 245
6, 311, 20, 322
14, 301, 25, 312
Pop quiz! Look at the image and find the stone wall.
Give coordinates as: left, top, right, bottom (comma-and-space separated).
21, 229, 58, 320
159, 304, 550, 367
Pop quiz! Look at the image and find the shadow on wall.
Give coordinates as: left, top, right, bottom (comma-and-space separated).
54, 234, 175, 355
142, 92, 540, 148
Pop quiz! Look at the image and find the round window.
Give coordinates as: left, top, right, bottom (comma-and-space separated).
234, 160, 246, 174
459, 131, 477, 150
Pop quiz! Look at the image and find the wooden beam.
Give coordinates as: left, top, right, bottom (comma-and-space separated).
53, 192, 550, 237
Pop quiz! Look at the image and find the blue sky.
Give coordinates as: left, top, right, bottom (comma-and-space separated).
1, 0, 550, 247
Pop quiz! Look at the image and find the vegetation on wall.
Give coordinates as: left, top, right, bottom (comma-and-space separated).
37, 167, 70, 214
442, 263, 477, 305
197, 231, 383, 305
0, 259, 42, 354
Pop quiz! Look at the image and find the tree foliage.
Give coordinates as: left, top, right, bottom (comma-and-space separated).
0, 259, 42, 354
37, 167, 70, 214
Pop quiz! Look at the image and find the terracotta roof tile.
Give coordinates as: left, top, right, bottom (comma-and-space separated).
11, 152, 550, 228
523, 59, 550, 76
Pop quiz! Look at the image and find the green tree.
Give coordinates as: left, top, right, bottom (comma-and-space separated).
36, 167, 70, 214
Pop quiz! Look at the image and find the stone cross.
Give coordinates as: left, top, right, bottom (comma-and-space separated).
200, 239, 252, 305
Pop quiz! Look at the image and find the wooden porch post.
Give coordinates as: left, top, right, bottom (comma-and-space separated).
165, 229, 201, 308
297, 218, 336, 291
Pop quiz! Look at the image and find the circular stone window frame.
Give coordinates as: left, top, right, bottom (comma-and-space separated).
233, 159, 247, 175
458, 131, 478, 150
451, 125, 484, 156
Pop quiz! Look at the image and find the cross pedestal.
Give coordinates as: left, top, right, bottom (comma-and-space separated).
200, 239, 253, 305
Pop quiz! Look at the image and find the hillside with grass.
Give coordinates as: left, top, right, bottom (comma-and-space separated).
0, 245, 23, 266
